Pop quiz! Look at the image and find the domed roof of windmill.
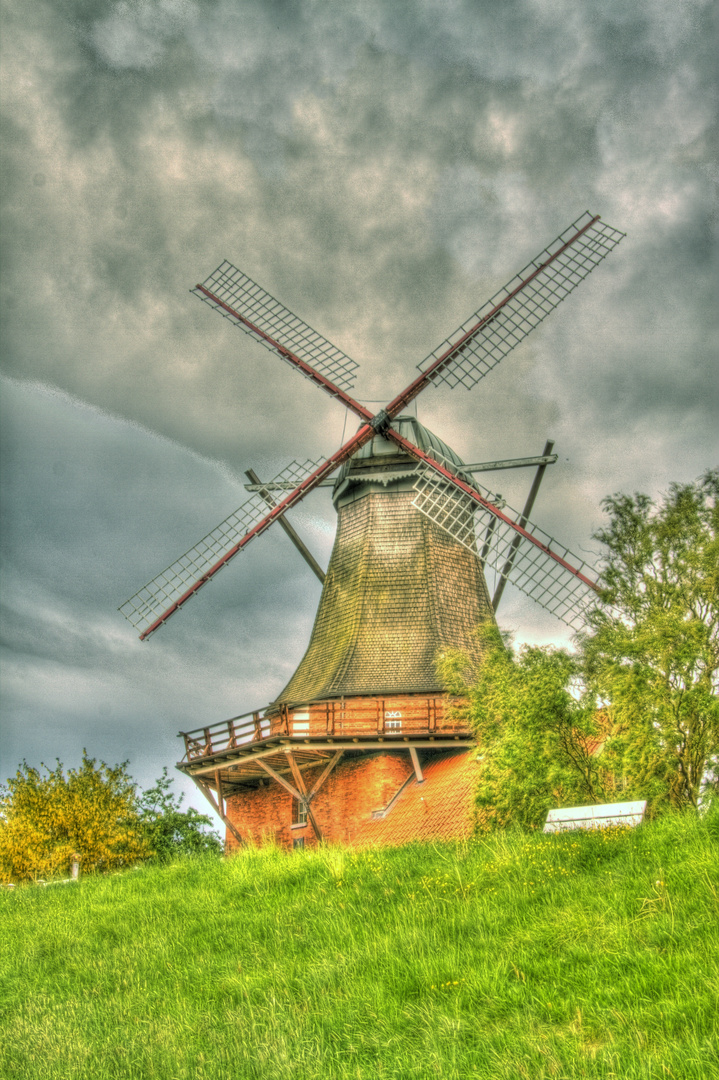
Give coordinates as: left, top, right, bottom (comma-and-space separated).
332, 415, 470, 510
273, 417, 494, 707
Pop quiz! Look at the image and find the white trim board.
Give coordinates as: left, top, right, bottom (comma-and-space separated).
543, 800, 646, 833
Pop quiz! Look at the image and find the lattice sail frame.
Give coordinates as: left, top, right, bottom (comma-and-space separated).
192, 262, 360, 392
419, 212, 625, 391
411, 461, 599, 631
119, 459, 326, 635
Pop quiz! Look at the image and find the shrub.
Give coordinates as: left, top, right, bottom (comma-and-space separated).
0, 752, 150, 883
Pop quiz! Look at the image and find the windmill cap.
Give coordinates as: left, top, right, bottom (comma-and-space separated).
332, 415, 469, 509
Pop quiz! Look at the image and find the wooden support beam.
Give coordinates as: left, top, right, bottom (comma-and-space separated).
308, 750, 345, 797
215, 769, 224, 814
409, 746, 424, 783
246, 468, 326, 583
305, 806, 323, 843
183, 738, 469, 777
192, 776, 244, 848
257, 759, 302, 799
286, 751, 323, 842
492, 439, 554, 612
286, 751, 308, 796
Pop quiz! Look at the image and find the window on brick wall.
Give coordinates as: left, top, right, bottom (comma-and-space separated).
293, 836, 305, 850
292, 798, 308, 827
385, 712, 402, 733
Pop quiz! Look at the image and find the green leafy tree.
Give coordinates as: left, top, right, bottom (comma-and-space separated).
581, 470, 719, 812
138, 769, 222, 860
437, 626, 608, 831
0, 752, 150, 883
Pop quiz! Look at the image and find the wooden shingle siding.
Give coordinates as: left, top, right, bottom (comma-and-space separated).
274, 488, 494, 704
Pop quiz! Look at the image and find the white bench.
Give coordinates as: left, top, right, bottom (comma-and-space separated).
543, 800, 646, 833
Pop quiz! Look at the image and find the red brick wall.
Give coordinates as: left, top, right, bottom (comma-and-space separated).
226, 752, 413, 850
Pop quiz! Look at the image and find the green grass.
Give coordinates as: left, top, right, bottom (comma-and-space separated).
1, 814, 718, 1080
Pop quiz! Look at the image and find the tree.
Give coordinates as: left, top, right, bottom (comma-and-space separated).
0, 752, 151, 883
437, 626, 609, 831
581, 470, 719, 813
0, 755, 222, 884
137, 769, 222, 860
437, 471, 718, 830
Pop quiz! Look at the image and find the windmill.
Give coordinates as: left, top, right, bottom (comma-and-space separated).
121, 211, 624, 848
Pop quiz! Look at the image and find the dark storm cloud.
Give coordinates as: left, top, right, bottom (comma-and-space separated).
1, 0, 716, 807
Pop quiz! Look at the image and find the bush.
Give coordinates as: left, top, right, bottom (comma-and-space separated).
0, 752, 150, 883
0, 755, 221, 884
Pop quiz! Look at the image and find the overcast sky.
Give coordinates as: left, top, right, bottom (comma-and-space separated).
1, 0, 717, 822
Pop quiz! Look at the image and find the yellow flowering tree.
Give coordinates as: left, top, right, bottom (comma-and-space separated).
0, 751, 151, 883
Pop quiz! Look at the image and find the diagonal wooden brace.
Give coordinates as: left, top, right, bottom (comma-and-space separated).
257, 758, 301, 799
191, 774, 244, 848
409, 746, 424, 783
308, 750, 345, 797
286, 752, 323, 842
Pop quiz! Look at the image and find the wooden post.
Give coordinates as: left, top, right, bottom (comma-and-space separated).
286, 752, 323, 842
409, 746, 424, 783
192, 776, 244, 847
253, 712, 262, 741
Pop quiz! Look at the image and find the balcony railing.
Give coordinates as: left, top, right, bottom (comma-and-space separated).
179, 696, 470, 763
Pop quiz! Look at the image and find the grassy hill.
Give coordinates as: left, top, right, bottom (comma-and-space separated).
1, 813, 717, 1080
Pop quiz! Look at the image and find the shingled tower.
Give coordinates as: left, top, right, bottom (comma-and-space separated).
275, 416, 494, 707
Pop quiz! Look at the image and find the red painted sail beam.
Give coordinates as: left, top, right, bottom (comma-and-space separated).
385, 427, 601, 594
383, 215, 601, 419
195, 284, 373, 424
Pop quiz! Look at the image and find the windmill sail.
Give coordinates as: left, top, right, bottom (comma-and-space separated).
193, 262, 360, 392
124, 212, 623, 642
119, 458, 325, 636
411, 462, 599, 631
417, 212, 625, 391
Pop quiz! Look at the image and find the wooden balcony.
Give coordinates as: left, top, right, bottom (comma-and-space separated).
178, 694, 471, 768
